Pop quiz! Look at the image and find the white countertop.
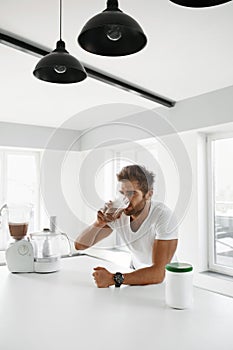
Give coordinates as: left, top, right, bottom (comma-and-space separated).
0, 255, 232, 350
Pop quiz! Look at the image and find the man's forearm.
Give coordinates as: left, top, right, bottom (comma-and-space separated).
93, 265, 165, 288
123, 265, 165, 285
75, 222, 112, 250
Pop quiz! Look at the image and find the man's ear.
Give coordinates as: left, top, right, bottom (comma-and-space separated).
145, 190, 153, 200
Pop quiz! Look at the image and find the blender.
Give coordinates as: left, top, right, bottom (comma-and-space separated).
5, 203, 34, 273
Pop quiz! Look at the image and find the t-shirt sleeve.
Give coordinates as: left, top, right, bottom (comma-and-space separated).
155, 206, 178, 240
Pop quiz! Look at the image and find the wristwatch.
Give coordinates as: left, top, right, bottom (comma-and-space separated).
113, 272, 124, 287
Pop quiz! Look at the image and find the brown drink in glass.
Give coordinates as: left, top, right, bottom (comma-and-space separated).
8, 222, 29, 240
7, 204, 32, 240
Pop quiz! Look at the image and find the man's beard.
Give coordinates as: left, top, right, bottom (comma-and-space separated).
124, 198, 147, 217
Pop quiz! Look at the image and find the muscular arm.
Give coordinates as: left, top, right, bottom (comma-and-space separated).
93, 239, 178, 287
123, 239, 178, 285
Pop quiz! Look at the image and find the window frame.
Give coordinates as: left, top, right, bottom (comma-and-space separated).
207, 132, 233, 277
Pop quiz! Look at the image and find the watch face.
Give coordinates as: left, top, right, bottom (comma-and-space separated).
115, 275, 122, 283
114, 272, 124, 286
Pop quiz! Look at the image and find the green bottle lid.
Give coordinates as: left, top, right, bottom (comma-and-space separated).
165, 262, 193, 273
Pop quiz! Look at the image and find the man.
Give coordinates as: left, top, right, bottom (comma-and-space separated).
75, 165, 178, 288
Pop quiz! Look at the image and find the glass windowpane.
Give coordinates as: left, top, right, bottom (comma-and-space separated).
213, 138, 233, 270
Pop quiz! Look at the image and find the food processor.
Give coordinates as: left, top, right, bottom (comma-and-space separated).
30, 226, 62, 273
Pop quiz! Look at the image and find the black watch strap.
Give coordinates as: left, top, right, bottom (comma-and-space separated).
113, 272, 124, 287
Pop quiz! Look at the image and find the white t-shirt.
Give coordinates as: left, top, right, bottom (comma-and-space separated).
108, 201, 178, 269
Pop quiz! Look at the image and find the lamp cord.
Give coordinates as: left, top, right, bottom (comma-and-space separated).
59, 0, 62, 40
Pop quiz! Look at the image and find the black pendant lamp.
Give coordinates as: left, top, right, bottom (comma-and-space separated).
169, 0, 232, 7
78, 0, 147, 56
33, 0, 87, 84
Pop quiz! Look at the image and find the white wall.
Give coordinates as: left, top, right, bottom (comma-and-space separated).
0, 121, 81, 151
79, 86, 233, 152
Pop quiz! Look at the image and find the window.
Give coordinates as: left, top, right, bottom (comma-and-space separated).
207, 134, 233, 276
0, 148, 40, 251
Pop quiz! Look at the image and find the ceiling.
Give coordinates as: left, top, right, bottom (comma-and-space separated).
0, 0, 233, 130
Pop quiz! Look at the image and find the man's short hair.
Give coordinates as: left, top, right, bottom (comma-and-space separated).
117, 165, 155, 195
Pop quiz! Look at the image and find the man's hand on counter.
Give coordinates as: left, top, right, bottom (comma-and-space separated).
92, 266, 115, 288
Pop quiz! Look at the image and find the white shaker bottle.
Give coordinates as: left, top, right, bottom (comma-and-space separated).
165, 262, 193, 309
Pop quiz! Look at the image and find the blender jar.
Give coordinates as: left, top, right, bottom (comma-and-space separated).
7, 204, 32, 240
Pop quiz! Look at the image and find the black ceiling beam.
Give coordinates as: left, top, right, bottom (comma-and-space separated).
85, 66, 175, 107
0, 31, 48, 57
0, 31, 175, 108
